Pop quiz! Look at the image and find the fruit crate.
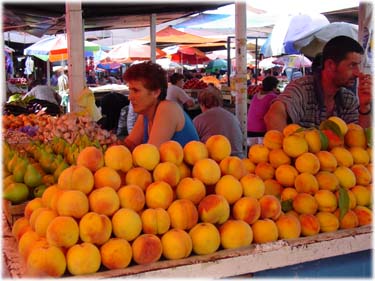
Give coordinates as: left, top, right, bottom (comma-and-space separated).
3, 199, 27, 226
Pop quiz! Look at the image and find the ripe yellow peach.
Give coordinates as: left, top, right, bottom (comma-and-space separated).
276, 214, 301, 239
292, 193, 318, 215
168, 199, 198, 230
183, 140, 208, 166
333, 209, 359, 229
79, 212, 112, 245
283, 134, 308, 158
66, 242, 101, 275
34, 208, 58, 237
240, 173, 265, 199
88, 186, 120, 216
161, 229, 192, 260
315, 211, 339, 233
153, 162, 180, 187
29, 207, 49, 230
205, 134, 232, 162
248, 144, 269, 164
349, 146, 370, 165
46, 216, 79, 248
12, 217, 32, 241
219, 156, 247, 179
259, 194, 282, 220
57, 165, 94, 194
175, 177, 206, 204
344, 123, 367, 148
314, 190, 338, 212
100, 238, 132, 270
215, 175, 243, 204
93, 166, 122, 191
41, 185, 62, 210
18, 230, 42, 260
112, 208, 142, 241
252, 219, 278, 244
125, 166, 152, 191
330, 147, 353, 167
141, 208, 171, 235
159, 140, 184, 165
333, 166, 356, 189
280, 187, 298, 202
295, 152, 320, 174
26, 244, 66, 277
132, 234, 163, 265
177, 161, 192, 179
298, 214, 320, 236
294, 172, 319, 194
264, 179, 283, 198
219, 219, 253, 249
24, 197, 44, 219
255, 162, 275, 181
189, 222, 221, 255
132, 143, 160, 171
192, 158, 221, 185
350, 185, 371, 207
304, 128, 322, 153
56, 189, 89, 219
198, 194, 230, 224
315, 171, 339, 192
263, 130, 284, 150
145, 181, 174, 209
104, 145, 133, 172
242, 158, 256, 173
351, 164, 372, 186
283, 123, 302, 137
232, 196, 261, 225
315, 151, 338, 172
268, 148, 291, 168
117, 184, 145, 212
353, 206, 372, 226
76, 146, 104, 173
275, 164, 299, 187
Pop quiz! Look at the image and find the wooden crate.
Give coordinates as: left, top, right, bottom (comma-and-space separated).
3, 199, 27, 226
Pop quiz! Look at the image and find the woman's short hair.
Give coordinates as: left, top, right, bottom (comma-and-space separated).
197, 85, 223, 108
123, 61, 168, 100
262, 76, 279, 91
169, 73, 184, 85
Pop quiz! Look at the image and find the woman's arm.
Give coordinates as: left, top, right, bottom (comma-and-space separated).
124, 115, 144, 151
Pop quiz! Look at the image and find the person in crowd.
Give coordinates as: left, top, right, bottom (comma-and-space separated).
193, 85, 245, 158
247, 76, 279, 145
57, 68, 69, 111
86, 70, 98, 86
265, 36, 372, 131
166, 73, 195, 109
50, 71, 59, 87
98, 92, 129, 132
123, 61, 199, 151
23, 79, 61, 106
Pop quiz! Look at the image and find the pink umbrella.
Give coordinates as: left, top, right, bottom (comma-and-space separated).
272, 54, 312, 68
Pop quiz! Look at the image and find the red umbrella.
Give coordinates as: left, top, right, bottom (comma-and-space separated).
162, 45, 210, 65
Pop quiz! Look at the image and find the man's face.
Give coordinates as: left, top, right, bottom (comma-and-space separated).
332, 52, 362, 88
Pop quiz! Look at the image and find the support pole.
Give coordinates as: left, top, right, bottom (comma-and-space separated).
150, 13, 157, 63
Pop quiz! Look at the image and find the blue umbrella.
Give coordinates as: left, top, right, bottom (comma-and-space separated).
206, 59, 227, 73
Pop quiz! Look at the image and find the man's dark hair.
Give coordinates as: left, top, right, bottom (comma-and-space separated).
169, 73, 184, 85
262, 76, 279, 92
322, 36, 364, 66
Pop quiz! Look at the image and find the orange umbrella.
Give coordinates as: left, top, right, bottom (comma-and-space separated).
163, 45, 210, 64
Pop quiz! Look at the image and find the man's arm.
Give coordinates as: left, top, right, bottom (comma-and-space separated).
264, 100, 289, 132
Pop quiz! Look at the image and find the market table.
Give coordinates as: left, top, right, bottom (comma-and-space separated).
2, 211, 371, 278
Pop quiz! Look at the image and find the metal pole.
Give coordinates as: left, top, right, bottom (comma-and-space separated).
150, 14, 157, 63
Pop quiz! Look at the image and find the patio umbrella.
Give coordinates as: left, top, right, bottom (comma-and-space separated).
205, 59, 227, 74
23, 34, 102, 62
155, 58, 183, 70
293, 22, 359, 57
258, 57, 279, 70
162, 45, 210, 64
272, 54, 312, 68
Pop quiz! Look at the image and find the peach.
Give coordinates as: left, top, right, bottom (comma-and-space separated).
88, 186, 120, 216
26, 244, 66, 277
125, 166, 152, 191
268, 148, 291, 168
117, 184, 145, 212
76, 146, 104, 172
292, 193, 318, 215
330, 146, 353, 167
280, 187, 298, 202
283, 134, 308, 158
189, 222, 221, 255
353, 206, 372, 226
79, 212, 112, 245
198, 194, 230, 224
240, 173, 265, 199
276, 214, 301, 239
145, 181, 174, 209
215, 175, 243, 204
351, 185, 371, 207
192, 158, 221, 185
304, 128, 322, 153
100, 238, 132, 270
219, 156, 247, 179
334, 166, 356, 189
18, 230, 42, 260
132, 143, 160, 171
153, 162, 180, 187
264, 179, 283, 198
295, 152, 320, 174
56, 189, 89, 219
24, 197, 44, 219
29, 207, 49, 230
351, 164, 372, 186
259, 194, 282, 220
334, 209, 359, 229
12, 217, 32, 241
294, 172, 319, 194
275, 164, 299, 187
159, 140, 184, 165
344, 123, 367, 148
219, 219, 253, 249
34, 208, 58, 237
263, 129, 284, 150
177, 162, 192, 179
283, 123, 302, 137
132, 234, 163, 265
314, 190, 338, 212
167, 199, 198, 230
93, 166, 122, 190
251, 219, 278, 244
104, 144, 133, 172
183, 140, 208, 166
41, 184, 63, 210
328, 116, 348, 135
315, 211, 339, 233
315, 171, 339, 192
66, 242, 101, 275
141, 208, 171, 235
248, 144, 269, 164
232, 196, 261, 225
255, 162, 275, 181
57, 165, 94, 194
112, 208, 142, 241
315, 151, 338, 172
349, 146, 370, 165
161, 229, 192, 260
46, 216, 79, 248
205, 134, 232, 162
242, 158, 256, 173
299, 214, 320, 236
175, 177, 206, 204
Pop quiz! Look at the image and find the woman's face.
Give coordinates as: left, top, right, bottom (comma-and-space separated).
128, 80, 159, 114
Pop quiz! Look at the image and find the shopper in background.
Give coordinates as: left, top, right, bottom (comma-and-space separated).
57, 68, 69, 111
166, 73, 195, 108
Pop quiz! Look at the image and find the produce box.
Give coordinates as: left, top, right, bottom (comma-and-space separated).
3, 199, 27, 226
